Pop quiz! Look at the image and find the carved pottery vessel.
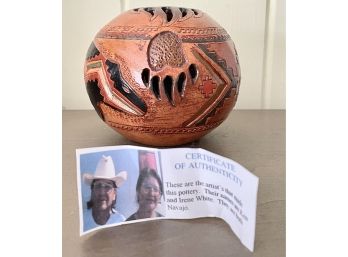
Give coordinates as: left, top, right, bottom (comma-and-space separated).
84, 7, 241, 146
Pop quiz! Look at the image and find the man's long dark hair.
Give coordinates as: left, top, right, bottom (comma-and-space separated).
87, 179, 117, 213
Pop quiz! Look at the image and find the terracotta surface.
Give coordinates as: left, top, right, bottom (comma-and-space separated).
84, 7, 241, 146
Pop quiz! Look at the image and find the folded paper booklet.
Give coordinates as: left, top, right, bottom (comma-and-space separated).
76, 145, 259, 251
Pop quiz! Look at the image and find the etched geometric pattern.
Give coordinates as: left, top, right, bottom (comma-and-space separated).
197, 44, 238, 88
183, 47, 231, 127
85, 60, 146, 116
199, 75, 217, 98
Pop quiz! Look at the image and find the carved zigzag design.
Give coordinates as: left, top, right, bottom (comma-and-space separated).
194, 44, 237, 125
196, 87, 233, 126
197, 44, 238, 88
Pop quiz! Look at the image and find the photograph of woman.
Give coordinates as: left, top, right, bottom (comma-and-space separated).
126, 168, 164, 220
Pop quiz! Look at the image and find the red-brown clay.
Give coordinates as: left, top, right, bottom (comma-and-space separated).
84, 7, 241, 146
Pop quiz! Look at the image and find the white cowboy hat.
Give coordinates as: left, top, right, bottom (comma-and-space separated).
83, 155, 127, 187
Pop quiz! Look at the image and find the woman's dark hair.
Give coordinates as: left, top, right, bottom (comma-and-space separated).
136, 168, 163, 196
86, 179, 117, 213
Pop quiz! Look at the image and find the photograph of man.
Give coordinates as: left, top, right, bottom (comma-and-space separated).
83, 155, 127, 230
126, 168, 163, 221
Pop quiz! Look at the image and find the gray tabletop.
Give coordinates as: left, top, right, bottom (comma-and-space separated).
63, 110, 285, 257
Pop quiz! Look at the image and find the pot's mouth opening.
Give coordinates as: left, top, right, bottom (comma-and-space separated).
132, 7, 201, 22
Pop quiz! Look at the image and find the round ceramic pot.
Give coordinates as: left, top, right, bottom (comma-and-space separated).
84, 7, 241, 146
